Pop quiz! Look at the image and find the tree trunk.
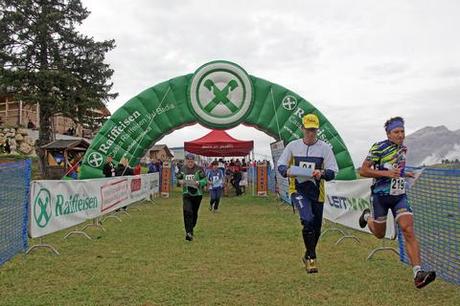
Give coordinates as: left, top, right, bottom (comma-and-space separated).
37, 105, 53, 146
36, 104, 53, 178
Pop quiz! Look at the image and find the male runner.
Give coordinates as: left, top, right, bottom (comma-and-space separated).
278, 113, 338, 273
358, 116, 436, 288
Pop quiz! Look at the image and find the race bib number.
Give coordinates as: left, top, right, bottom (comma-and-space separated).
390, 178, 406, 195
184, 174, 196, 187
296, 162, 316, 184
212, 176, 220, 183
299, 161, 315, 170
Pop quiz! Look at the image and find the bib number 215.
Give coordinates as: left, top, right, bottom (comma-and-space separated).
390, 178, 405, 195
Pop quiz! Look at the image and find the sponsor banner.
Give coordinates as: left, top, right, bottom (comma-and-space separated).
29, 173, 159, 238
324, 179, 395, 239
256, 163, 268, 196
270, 140, 290, 203
101, 178, 129, 212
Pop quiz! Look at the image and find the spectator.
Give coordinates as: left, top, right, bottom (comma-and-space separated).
115, 157, 134, 176
4, 138, 11, 154
102, 155, 115, 177
27, 119, 35, 129
134, 164, 141, 175
148, 157, 160, 173
232, 160, 243, 196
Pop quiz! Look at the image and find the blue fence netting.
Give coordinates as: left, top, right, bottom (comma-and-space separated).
268, 167, 276, 192
398, 167, 460, 285
0, 159, 31, 266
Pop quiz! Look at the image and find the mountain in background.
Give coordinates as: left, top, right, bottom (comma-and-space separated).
405, 126, 460, 166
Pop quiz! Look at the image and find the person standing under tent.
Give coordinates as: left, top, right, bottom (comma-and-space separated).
207, 160, 224, 212
232, 160, 243, 196
218, 158, 225, 173
358, 116, 436, 288
176, 153, 207, 241
240, 159, 248, 194
277, 113, 338, 273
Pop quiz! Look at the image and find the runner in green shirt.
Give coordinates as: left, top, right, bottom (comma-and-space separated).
176, 153, 207, 241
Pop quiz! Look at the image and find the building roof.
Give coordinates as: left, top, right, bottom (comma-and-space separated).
149, 144, 174, 158
41, 139, 90, 151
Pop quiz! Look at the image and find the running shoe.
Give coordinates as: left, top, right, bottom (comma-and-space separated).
359, 208, 370, 228
302, 257, 318, 273
414, 270, 436, 289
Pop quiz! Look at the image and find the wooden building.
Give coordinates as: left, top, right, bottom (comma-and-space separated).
0, 96, 110, 138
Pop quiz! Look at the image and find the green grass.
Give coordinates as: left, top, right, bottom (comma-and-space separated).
0, 191, 459, 306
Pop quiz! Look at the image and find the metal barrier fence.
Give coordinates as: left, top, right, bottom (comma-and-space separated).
398, 167, 460, 285
0, 159, 31, 266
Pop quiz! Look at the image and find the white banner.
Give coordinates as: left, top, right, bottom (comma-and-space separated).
324, 179, 396, 239
270, 140, 290, 203
29, 173, 159, 238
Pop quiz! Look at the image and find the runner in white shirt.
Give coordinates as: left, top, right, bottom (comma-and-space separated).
278, 113, 338, 273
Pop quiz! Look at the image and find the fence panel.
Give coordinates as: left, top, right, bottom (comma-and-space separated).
0, 159, 31, 266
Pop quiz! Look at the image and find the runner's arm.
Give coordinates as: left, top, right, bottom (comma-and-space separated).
197, 169, 208, 188
319, 145, 338, 181
277, 144, 292, 178
359, 160, 400, 178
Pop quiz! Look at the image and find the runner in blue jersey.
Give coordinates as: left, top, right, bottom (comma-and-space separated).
207, 160, 224, 212
278, 113, 338, 273
358, 116, 436, 288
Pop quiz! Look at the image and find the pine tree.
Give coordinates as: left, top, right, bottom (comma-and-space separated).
0, 0, 117, 147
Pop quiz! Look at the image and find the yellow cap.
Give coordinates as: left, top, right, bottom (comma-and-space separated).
302, 114, 319, 129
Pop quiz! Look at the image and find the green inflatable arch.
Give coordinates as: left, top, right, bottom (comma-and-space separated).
80, 61, 356, 180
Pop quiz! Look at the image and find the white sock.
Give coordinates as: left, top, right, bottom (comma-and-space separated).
363, 212, 369, 222
413, 265, 421, 278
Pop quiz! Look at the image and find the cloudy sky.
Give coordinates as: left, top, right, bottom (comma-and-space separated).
80, 0, 460, 165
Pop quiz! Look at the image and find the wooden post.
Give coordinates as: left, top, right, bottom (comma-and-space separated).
256, 162, 268, 196
160, 161, 171, 198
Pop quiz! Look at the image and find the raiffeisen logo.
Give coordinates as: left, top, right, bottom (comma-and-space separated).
98, 110, 141, 155
33, 188, 98, 228
33, 188, 52, 228
55, 194, 98, 216
188, 61, 253, 129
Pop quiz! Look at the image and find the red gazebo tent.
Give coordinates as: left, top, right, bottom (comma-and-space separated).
184, 130, 253, 157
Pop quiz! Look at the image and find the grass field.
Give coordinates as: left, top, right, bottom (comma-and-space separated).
0, 190, 459, 305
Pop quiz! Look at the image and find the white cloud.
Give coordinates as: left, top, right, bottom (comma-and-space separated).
79, 0, 460, 166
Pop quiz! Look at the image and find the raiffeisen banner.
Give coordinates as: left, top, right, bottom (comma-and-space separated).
29, 173, 159, 238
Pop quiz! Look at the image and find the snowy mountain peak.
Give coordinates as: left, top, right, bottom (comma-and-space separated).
405, 126, 460, 166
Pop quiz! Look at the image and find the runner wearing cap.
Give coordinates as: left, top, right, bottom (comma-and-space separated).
277, 113, 338, 273
358, 116, 436, 288
176, 153, 207, 241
